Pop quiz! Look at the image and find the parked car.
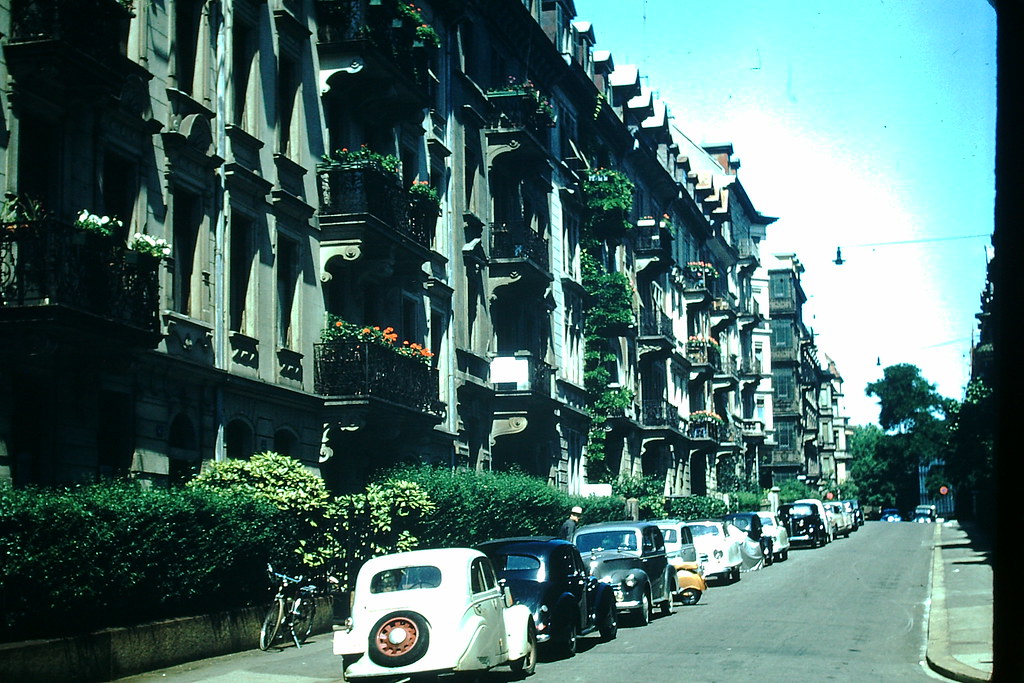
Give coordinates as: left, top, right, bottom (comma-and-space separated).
795, 498, 834, 543
915, 504, 938, 522
653, 519, 709, 605
880, 508, 903, 522
825, 502, 854, 538
841, 499, 863, 528
334, 548, 536, 680
756, 511, 791, 562
723, 512, 774, 566
572, 521, 676, 625
477, 537, 618, 655
779, 502, 830, 548
681, 519, 744, 583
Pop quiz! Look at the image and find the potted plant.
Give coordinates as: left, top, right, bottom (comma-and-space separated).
128, 232, 172, 260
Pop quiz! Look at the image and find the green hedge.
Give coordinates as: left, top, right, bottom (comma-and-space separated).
0, 482, 298, 642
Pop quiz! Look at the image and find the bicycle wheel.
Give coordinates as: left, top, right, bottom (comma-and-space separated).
291, 596, 316, 647
259, 600, 285, 650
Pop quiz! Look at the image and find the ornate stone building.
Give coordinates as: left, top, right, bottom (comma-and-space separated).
1, 0, 801, 498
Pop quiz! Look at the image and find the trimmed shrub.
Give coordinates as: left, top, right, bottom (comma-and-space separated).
664, 495, 728, 520
0, 482, 296, 642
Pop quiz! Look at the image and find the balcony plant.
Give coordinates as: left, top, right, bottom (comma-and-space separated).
321, 145, 401, 177
686, 261, 719, 279
2, 193, 45, 233
487, 77, 556, 127
686, 335, 720, 351
128, 232, 172, 260
583, 168, 634, 234
321, 314, 434, 365
689, 410, 725, 426
408, 181, 440, 214
75, 209, 122, 238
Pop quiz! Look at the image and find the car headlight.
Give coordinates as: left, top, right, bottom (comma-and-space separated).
624, 573, 637, 588
535, 605, 549, 631
599, 575, 613, 584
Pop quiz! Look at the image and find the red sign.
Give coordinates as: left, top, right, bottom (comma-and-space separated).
825, 491, 834, 500
939, 485, 949, 496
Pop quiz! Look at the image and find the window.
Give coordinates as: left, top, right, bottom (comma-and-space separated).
774, 371, 793, 401
102, 155, 136, 238
470, 557, 497, 594
174, 0, 203, 96
172, 190, 201, 316
277, 55, 298, 154
772, 322, 792, 348
777, 422, 795, 449
370, 566, 442, 593
770, 274, 791, 299
229, 212, 254, 333
276, 234, 299, 348
232, 21, 256, 127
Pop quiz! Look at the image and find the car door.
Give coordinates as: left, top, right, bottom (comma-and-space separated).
641, 526, 669, 598
678, 526, 697, 563
469, 556, 507, 663
565, 547, 590, 629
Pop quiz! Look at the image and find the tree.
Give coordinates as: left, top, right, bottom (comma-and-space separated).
947, 378, 996, 521
860, 365, 956, 513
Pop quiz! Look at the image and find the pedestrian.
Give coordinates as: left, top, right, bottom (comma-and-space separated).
558, 505, 583, 539
624, 496, 640, 521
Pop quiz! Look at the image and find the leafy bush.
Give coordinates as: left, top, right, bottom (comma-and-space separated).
332, 479, 436, 590
0, 482, 295, 642
664, 495, 727, 520
725, 490, 765, 512
188, 451, 335, 570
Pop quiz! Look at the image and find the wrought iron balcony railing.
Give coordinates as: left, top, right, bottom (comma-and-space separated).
1, 219, 160, 336
490, 222, 550, 272
686, 419, 724, 442
9, 0, 133, 59
641, 399, 682, 429
491, 354, 554, 398
314, 340, 443, 415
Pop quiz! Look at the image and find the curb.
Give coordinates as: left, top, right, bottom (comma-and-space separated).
925, 522, 991, 683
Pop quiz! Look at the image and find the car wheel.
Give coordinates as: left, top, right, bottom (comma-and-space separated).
563, 617, 577, 657
510, 622, 537, 676
367, 610, 430, 668
679, 588, 701, 605
635, 592, 652, 626
599, 602, 618, 640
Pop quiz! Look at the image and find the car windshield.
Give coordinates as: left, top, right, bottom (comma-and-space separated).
661, 528, 678, 543
883, 509, 900, 515
790, 503, 816, 517
687, 523, 720, 537
369, 565, 442, 593
491, 553, 542, 580
758, 515, 775, 527
728, 516, 751, 531
575, 531, 638, 553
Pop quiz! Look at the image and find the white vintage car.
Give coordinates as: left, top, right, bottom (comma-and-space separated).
682, 520, 744, 583
757, 511, 791, 562
334, 548, 537, 680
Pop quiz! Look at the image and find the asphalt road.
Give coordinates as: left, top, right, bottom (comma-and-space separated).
117, 521, 945, 683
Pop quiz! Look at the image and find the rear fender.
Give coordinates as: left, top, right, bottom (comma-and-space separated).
503, 604, 534, 662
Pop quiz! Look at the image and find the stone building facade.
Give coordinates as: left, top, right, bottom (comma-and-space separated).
2, 0, 836, 497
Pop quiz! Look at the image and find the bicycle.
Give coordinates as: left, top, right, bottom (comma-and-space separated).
259, 564, 319, 650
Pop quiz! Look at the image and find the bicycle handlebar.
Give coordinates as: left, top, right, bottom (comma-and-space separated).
266, 563, 304, 585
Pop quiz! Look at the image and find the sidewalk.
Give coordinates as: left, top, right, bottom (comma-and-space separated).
926, 520, 993, 682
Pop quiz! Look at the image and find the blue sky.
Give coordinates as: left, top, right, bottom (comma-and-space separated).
575, 0, 998, 425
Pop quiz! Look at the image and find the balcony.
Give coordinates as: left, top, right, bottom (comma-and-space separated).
686, 344, 721, 378
317, 161, 432, 270
491, 355, 554, 398
710, 295, 737, 333
638, 306, 673, 359
1, 219, 161, 346
315, 0, 433, 118
634, 218, 673, 273
488, 221, 552, 295
713, 355, 739, 390
484, 86, 555, 164
314, 340, 444, 418
742, 418, 766, 440
5, 0, 140, 95
686, 418, 724, 444
641, 399, 683, 436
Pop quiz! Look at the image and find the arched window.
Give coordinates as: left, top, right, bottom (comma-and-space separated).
273, 428, 299, 458
225, 419, 254, 460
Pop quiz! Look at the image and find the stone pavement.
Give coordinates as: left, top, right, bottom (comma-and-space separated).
926, 520, 993, 682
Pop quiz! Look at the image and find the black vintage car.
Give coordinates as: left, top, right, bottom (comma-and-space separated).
723, 512, 774, 566
477, 537, 618, 656
779, 502, 830, 548
571, 521, 676, 626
